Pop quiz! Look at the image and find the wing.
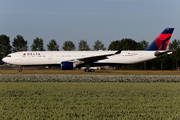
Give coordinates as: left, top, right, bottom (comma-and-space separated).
78, 49, 122, 63
66, 49, 122, 64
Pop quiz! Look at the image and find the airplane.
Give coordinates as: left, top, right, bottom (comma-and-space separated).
2, 28, 174, 72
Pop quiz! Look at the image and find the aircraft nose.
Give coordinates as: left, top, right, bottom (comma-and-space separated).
2, 57, 6, 63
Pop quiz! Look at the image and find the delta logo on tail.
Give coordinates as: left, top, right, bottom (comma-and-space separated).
144, 28, 174, 51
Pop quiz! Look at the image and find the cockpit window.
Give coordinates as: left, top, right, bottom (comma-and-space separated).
7, 55, 11, 57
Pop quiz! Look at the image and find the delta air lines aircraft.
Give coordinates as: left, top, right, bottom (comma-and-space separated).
2, 28, 174, 72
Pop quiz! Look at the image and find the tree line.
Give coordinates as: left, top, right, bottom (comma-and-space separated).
0, 35, 106, 56
0, 34, 180, 70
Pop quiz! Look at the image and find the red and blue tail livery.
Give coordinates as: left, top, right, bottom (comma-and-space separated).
144, 28, 174, 51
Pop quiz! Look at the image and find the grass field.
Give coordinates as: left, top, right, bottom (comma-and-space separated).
0, 83, 180, 119
1, 70, 180, 119
1, 69, 180, 75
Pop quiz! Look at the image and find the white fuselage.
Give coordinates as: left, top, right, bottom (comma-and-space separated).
2, 51, 158, 66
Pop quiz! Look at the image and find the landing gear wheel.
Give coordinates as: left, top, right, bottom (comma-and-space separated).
90, 69, 95, 72
84, 69, 89, 72
18, 66, 22, 72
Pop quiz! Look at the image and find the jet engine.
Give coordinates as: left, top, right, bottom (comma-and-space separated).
61, 62, 75, 70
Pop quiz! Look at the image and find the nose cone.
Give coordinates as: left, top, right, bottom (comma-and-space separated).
2, 57, 7, 63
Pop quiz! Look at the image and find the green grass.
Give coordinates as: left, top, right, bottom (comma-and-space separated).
0, 83, 180, 119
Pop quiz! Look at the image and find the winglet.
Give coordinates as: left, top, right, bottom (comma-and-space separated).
115, 49, 122, 54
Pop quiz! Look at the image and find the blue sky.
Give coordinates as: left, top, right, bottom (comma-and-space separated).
1, 0, 180, 50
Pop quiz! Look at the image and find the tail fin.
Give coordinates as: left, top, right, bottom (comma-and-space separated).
144, 28, 174, 51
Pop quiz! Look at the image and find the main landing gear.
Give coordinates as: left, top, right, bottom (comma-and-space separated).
84, 69, 95, 72
83, 63, 95, 72
19, 66, 22, 72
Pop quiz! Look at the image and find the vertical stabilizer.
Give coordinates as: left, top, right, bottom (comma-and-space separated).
144, 28, 174, 51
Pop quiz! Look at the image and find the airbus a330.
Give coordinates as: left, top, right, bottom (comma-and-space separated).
2, 28, 174, 72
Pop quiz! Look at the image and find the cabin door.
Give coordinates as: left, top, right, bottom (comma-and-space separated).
15, 54, 20, 60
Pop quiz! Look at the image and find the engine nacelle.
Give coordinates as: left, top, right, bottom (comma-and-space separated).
61, 62, 74, 70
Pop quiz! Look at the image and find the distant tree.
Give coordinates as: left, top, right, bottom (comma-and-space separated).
31, 37, 45, 51
137, 40, 149, 50
78, 40, 90, 51
93, 40, 106, 50
47, 39, 59, 51
12, 35, 28, 52
120, 38, 138, 50
108, 40, 120, 50
108, 38, 138, 50
62, 41, 76, 51
169, 39, 180, 50
0, 34, 12, 58
168, 39, 180, 70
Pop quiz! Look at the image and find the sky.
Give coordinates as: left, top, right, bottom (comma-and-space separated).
0, 0, 180, 50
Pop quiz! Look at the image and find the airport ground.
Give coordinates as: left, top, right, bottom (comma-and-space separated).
0, 69, 180, 75
0, 70, 180, 119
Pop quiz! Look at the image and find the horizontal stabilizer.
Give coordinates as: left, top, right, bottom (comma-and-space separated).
154, 50, 173, 57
